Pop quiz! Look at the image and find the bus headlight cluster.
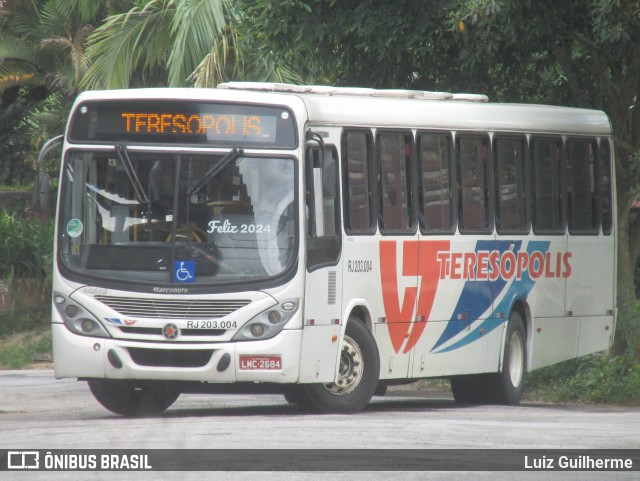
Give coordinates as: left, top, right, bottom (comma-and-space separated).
54, 292, 111, 338
232, 299, 299, 341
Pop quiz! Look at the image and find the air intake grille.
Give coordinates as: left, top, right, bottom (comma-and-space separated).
94, 296, 250, 319
328, 271, 337, 305
127, 348, 213, 368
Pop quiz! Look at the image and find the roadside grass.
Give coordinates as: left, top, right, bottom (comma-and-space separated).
0, 309, 51, 369
525, 354, 640, 406
0, 329, 52, 369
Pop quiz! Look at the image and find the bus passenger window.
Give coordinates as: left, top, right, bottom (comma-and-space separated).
419, 133, 453, 233
532, 138, 563, 233
378, 133, 412, 233
567, 139, 597, 233
495, 137, 527, 233
342, 131, 374, 233
458, 135, 490, 233
600, 140, 613, 235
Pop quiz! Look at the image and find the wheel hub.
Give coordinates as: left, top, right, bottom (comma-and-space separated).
324, 335, 364, 395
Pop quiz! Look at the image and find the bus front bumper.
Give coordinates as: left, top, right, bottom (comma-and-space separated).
52, 323, 302, 384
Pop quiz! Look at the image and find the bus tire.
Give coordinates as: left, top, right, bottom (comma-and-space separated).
87, 379, 180, 416
302, 319, 380, 414
283, 385, 311, 408
450, 311, 527, 405
493, 310, 527, 405
374, 383, 388, 397
450, 374, 493, 404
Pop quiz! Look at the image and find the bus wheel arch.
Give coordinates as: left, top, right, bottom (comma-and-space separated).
510, 299, 530, 342
347, 304, 374, 331
451, 306, 528, 405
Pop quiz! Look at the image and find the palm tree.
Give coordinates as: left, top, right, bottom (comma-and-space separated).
0, 0, 130, 97
82, 0, 228, 89
0, 0, 130, 182
0, 1, 45, 92
82, 0, 301, 90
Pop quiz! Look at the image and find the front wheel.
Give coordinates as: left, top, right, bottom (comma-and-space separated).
282, 385, 312, 409
87, 379, 180, 416
302, 319, 380, 413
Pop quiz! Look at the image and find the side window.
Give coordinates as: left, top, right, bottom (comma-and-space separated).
306, 146, 341, 271
457, 135, 491, 233
495, 136, 528, 233
567, 139, 597, 233
418, 133, 454, 233
378, 132, 413, 233
600, 140, 613, 235
532, 138, 563, 233
342, 131, 374, 234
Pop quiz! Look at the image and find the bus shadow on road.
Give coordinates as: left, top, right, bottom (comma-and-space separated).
159, 396, 585, 418
154, 394, 464, 418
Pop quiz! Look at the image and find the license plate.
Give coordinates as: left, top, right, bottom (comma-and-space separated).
239, 355, 282, 370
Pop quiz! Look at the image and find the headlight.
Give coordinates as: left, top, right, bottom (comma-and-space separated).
232, 299, 299, 341
53, 292, 111, 338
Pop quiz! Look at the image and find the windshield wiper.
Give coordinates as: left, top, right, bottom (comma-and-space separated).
186, 148, 244, 196
115, 144, 149, 203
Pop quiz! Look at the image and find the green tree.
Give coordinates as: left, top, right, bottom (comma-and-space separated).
81, 0, 227, 89
241, 0, 640, 360
239, 0, 463, 88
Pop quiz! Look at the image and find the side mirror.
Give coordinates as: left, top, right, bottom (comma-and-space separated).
31, 173, 50, 212
31, 135, 63, 212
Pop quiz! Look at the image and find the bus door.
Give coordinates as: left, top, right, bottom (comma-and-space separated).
299, 144, 344, 383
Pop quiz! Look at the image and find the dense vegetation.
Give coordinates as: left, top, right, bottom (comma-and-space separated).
0, 210, 53, 281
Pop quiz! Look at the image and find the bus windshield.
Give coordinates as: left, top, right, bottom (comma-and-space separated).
58, 149, 297, 287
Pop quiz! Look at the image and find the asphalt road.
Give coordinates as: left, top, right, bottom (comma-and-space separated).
1, 369, 639, 480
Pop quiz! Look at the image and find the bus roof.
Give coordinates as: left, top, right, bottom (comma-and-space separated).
74, 84, 613, 137
218, 82, 612, 136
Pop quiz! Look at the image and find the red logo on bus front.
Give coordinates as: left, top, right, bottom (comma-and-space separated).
379, 240, 573, 354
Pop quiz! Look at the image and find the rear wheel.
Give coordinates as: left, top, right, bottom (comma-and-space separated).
493, 310, 527, 405
450, 374, 493, 404
451, 310, 527, 405
303, 319, 379, 413
87, 379, 180, 416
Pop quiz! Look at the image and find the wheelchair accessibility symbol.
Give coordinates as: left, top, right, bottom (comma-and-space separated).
174, 260, 196, 283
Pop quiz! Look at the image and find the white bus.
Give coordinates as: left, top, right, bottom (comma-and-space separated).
48, 83, 616, 415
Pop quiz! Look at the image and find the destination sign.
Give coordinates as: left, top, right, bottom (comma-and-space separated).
68, 99, 297, 148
